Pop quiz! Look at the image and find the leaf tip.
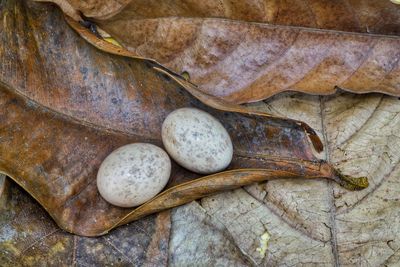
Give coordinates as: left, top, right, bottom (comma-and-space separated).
309, 133, 324, 153
335, 171, 369, 191
298, 121, 324, 153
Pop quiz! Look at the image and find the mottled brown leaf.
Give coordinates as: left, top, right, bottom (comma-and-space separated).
50, 0, 400, 34
47, 0, 400, 103
0, 0, 368, 239
0, 179, 170, 266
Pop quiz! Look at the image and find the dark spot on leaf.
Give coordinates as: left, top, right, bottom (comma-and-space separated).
111, 98, 120, 105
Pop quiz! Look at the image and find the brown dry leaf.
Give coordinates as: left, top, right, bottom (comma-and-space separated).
0, 0, 367, 239
176, 91, 400, 266
44, 0, 400, 103
0, 178, 171, 266
47, 0, 400, 33
2, 93, 399, 265
1, 1, 396, 266
0, 174, 6, 209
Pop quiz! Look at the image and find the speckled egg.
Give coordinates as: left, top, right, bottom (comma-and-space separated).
97, 143, 171, 207
162, 107, 233, 174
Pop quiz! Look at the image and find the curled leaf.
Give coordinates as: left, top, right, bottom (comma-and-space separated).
0, 1, 368, 237
49, 0, 400, 103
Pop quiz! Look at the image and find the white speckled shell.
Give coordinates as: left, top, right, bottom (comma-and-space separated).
162, 107, 233, 174
96, 143, 171, 207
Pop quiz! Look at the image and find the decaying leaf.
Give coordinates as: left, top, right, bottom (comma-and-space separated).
3, 1, 399, 266
43, 0, 400, 103
3, 90, 398, 265
0, 0, 368, 238
0, 179, 171, 266
0, 174, 7, 209
43, 0, 400, 34
188, 91, 400, 266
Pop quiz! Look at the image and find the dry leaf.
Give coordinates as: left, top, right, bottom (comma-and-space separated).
2, 1, 396, 266
184, 91, 400, 265
47, 0, 400, 34
44, 0, 400, 103
2, 91, 399, 264
0, 179, 171, 266
0, 0, 368, 238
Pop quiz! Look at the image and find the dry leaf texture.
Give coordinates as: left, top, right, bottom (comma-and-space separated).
0, 0, 365, 238
50, 0, 400, 103
1, 0, 397, 266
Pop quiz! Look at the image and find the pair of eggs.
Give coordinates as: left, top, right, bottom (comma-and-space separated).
97, 108, 233, 208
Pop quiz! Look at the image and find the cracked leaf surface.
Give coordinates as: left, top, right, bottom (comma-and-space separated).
1, 0, 399, 266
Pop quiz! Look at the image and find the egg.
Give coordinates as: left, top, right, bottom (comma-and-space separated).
162, 107, 233, 174
97, 143, 171, 207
